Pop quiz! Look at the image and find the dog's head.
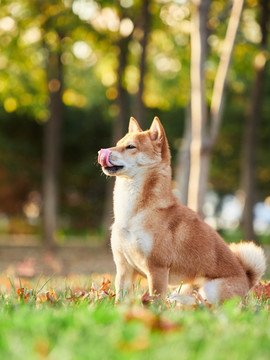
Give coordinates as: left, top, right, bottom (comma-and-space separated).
98, 117, 170, 178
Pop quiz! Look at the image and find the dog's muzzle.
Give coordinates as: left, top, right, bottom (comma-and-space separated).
98, 148, 114, 168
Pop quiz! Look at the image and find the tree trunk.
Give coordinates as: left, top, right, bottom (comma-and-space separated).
187, 0, 244, 217
188, 0, 210, 217
134, 0, 150, 129
241, 92, 259, 242
241, 0, 269, 243
209, 0, 245, 148
175, 105, 191, 205
43, 50, 63, 250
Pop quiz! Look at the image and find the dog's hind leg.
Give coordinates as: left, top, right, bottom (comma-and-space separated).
198, 275, 249, 303
147, 266, 169, 298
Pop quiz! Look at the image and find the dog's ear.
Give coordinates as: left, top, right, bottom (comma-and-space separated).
129, 117, 142, 133
149, 117, 164, 142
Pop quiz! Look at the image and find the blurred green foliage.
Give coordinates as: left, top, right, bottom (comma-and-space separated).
0, 286, 269, 359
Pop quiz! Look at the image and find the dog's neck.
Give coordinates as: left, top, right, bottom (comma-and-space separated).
113, 164, 174, 227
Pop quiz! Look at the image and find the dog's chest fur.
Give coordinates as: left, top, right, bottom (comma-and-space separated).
111, 177, 153, 274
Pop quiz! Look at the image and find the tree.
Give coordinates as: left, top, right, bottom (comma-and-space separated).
134, 0, 150, 128
175, 106, 191, 206
42, 42, 63, 249
241, 0, 269, 243
188, 0, 210, 215
187, 0, 245, 217
0, 0, 94, 246
41, 1, 84, 249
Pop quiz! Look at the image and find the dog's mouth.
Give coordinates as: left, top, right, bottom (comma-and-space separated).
98, 149, 124, 175
104, 165, 124, 174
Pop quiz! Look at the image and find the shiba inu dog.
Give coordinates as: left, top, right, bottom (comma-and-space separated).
98, 117, 266, 303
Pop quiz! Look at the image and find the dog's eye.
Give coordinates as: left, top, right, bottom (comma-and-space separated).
126, 145, 136, 150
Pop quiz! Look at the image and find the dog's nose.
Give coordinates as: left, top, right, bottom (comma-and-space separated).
98, 148, 113, 167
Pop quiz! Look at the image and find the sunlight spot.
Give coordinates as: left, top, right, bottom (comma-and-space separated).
0, 16, 16, 32
120, 18, 134, 37
106, 87, 118, 100
254, 52, 267, 71
21, 27, 41, 45
72, 0, 99, 21
73, 41, 92, 60
91, 7, 120, 32
103, 8, 120, 32
63, 89, 87, 108
101, 72, 117, 87
155, 54, 181, 73
120, 0, 133, 8
4, 97, 17, 112
160, 3, 189, 27
242, 9, 261, 44
9, 2, 22, 17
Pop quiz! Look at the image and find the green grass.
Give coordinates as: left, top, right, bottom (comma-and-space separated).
0, 276, 269, 360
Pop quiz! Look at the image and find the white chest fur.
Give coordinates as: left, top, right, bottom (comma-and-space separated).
111, 177, 153, 274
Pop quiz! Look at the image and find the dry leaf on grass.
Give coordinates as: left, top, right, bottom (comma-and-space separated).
141, 292, 160, 305
16, 288, 30, 302
65, 278, 115, 303
253, 281, 270, 300
36, 289, 58, 304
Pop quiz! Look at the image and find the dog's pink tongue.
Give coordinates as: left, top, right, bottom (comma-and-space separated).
98, 149, 113, 167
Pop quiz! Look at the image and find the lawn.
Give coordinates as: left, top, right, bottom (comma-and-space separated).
0, 275, 269, 360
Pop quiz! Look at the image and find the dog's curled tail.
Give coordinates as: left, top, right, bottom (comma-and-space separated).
229, 242, 266, 288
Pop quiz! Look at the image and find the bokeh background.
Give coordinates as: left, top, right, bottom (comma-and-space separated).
0, 0, 269, 275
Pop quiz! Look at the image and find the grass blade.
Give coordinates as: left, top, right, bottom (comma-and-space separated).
8, 277, 17, 296
37, 274, 55, 294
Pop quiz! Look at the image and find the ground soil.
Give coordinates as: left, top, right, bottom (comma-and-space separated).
0, 243, 115, 277
0, 241, 269, 278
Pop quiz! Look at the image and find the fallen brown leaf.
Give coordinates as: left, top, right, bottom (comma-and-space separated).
16, 288, 30, 302
253, 281, 270, 300
46, 289, 58, 302
36, 289, 58, 304
141, 292, 160, 305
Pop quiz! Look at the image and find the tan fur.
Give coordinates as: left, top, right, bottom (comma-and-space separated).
99, 117, 267, 303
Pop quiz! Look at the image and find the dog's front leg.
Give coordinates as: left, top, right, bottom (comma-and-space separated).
147, 266, 169, 299
114, 252, 134, 302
